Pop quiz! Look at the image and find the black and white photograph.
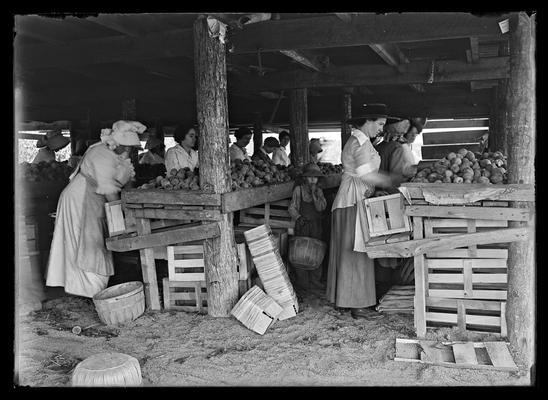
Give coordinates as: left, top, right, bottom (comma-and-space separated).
13, 11, 536, 387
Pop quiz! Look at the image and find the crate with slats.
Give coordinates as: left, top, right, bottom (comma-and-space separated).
239, 199, 294, 233
363, 193, 411, 238
398, 183, 533, 339
395, 338, 518, 372
243, 225, 298, 320
231, 285, 283, 335
166, 244, 205, 282
162, 279, 207, 313
235, 225, 288, 257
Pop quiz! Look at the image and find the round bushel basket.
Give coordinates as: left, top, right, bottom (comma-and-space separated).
288, 236, 327, 270
72, 352, 142, 387
93, 281, 145, 326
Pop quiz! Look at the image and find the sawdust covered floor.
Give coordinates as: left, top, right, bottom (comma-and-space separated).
15, 292, 531, 387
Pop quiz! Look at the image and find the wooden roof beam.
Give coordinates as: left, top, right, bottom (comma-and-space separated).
17, 13, 509, 70
230, 13, 510, 53
279, 50, 327, 72
369, 43, 425, 92
239, 57, 509, 91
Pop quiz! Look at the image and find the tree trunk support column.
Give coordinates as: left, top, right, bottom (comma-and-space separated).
506, 12, 536, 372
193, 16, 239, 317
341, 92, 352, 150
289, 88, 309, 167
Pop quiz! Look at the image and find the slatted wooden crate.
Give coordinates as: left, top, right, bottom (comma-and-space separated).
162, 279, 207, 313
167, 244, 205, 282
243, 225, 298, 320
363, 193, 411, 238
231, 285, 283, 335
400, 183, 533, 338
240, 200, 294, 230
395, 338, 518, 372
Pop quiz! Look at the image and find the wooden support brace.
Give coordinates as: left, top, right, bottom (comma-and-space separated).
136, 218, 161, 311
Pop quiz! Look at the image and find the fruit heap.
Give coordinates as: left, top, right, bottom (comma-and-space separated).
20, 161, 74, 182
138, 159, 292, 191
138, 167, 200, 190
317, 162, 343, 175
230, 159, 291, 190
410, 148, 508, 184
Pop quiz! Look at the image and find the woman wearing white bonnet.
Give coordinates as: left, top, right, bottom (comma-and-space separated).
46, 120, 145, 298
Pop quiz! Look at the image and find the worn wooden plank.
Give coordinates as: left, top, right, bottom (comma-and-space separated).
413, 217, 427, 337
122, 189, 221, 206
400, 183, 535, 203
428, 289, 506, 300
162, 278, 170, 310
245, 207, 290, 218
428, 219, 508, 228
463, 260, 474, 297
105, 222, 220, 252
368, 200, 389, 234
420, 341, 455, 363
385, 197, 405, 230
422, 130, 487, 145
221, 182, 295, 213
364, 227, 527, 258
427, 312, 501, 327
426, 297, 502, 311
426, 249, 508, 258
132, 208, 222, 221
484, 342, 517, 368
500, 302, 507, 337
405, 206, 530, 222
136, 218, 161, 311
425, 119, 489, 130
427, 258, 507, 269
453, 342, 479, 365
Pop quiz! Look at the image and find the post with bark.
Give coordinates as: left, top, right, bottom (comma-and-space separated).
289, 88, 309, 167
490, 80, 509, 153
193, 16, 239, 317
341, 92, 352, 150
505, 12, 536, 371
253, 113, 263, 155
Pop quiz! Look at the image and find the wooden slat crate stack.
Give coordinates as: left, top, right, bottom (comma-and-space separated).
376, 285, 415, 314
395, 338, 518, 372
231, 285, 283, 335
396, 183, 534, 338
243, 224, 299, 320
162, 279, 207, 313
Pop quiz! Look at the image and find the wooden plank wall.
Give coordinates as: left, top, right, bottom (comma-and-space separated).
421, 118, 489, 161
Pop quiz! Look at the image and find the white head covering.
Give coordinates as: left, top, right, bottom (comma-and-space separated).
101, 120, 146, 150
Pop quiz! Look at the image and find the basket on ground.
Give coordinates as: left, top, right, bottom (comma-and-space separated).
288, 236, 327, 270
72, 352, 142, 386
93, 281, 145, 325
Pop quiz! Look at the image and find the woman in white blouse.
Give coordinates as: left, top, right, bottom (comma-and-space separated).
326, 104, 399, 320
165, 124, 199, 173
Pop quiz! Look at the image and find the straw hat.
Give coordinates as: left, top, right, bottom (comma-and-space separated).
301, 163, 324, 177
35, 130, 70, 151
346, 103, 400, 125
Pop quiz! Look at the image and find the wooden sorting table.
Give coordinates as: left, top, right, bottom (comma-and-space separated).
363, 182, 534, 338
105, 175, 342, 311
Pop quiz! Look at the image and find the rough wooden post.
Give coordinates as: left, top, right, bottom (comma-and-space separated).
193, 16, 239, 317
506, 12, 536, 371
289, 88, 309, 167
253, 113, 263, 155
491, 79, 510, 154
341, 92, 352, 150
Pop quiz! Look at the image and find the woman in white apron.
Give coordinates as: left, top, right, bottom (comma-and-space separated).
326, 104, 399, 320
45, 121, 146, 298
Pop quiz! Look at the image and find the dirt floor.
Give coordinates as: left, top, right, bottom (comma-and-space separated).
15, 288, 531, 387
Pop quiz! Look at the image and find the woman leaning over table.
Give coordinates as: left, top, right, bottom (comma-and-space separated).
326, 104, 400, 320
46, 120, 145, 298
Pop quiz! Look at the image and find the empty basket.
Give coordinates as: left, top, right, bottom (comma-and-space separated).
93, 281, 145, 325
72, 352, 142, 386
288, 236, 327, 270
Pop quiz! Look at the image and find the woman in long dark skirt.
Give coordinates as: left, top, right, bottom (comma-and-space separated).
326, 104, 398, 320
